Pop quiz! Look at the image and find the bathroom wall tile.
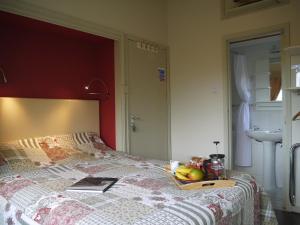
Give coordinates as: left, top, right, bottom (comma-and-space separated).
255, 88, 271, 102
255, 73, 270, 88
251, 109, 282, 131
255, 59, 269, 73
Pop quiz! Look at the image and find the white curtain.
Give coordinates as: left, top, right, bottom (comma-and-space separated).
234, 54, 252, 167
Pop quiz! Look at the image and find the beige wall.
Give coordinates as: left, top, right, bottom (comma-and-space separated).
1, 0, 299, 161
167, 0, 300, 161
7, 0, 168, 44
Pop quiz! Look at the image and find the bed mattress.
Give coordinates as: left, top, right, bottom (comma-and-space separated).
0, 132, 277, 225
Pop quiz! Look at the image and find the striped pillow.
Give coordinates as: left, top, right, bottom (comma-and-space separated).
73, 132, 91, 145
18, 138, 41, 149
72, 132, 103, 145
73, 132, 97, 155
18, 134, 77, 150
73, 132, 111, 154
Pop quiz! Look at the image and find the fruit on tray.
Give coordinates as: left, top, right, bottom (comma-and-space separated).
176, 165, 192, 175
175, 165, 204, 181
187, 169, 204, 181
188, 156, 207, 170
175, 172, 191, 181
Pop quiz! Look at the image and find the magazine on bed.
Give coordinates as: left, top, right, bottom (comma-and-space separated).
66, 177, 118, 193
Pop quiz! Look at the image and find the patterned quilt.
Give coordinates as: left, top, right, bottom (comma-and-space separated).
0, 132, 278, 225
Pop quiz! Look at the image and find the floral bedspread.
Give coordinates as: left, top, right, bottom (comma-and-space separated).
0, 132, 277, 225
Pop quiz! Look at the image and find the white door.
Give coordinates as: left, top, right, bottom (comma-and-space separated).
127, 39, 169, 160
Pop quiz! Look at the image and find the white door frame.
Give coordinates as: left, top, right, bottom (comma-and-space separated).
0, 0, 127, 152
223, 24, 291, 210
284, 47, 300, 213
124, 35, 171, 159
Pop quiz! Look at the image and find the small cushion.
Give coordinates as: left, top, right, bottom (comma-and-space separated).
37, 136, 81, 162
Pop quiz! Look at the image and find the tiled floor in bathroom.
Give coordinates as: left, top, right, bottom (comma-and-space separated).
268, 189, 300, 224
268, 188, 284, 209
275, 210, 300, 225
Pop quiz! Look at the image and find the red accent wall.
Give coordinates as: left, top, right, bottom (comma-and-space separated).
0, 11, 116, 149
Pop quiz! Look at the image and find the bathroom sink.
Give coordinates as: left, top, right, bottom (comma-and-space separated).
246, 130, 282, 142
247, 129, 282, 190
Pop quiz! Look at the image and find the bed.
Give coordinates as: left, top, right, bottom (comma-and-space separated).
0, 132, 278, 225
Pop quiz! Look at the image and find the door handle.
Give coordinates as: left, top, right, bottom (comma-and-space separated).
130, 114, 140, 132
130, 115, 140, 120
290, 143, 300, 206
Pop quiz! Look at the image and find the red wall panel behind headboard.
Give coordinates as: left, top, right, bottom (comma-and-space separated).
0, 11, 116, 149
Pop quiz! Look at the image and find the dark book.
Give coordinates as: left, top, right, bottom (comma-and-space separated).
66, 177, 118, 193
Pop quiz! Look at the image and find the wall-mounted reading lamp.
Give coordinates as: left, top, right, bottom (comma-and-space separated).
84, 78, 109, 100
0, 67, 7, 84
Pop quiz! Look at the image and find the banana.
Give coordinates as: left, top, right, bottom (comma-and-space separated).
175, 172, 190, 180
176, 165, 192, 175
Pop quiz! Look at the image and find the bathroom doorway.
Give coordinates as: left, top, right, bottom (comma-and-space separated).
224, 25, 290, 210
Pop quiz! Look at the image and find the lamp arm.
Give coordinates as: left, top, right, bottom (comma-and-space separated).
85, 78, 109, 96
0, 67, 7, 83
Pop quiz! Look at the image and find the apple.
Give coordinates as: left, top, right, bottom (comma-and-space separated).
188, 169, 204, 181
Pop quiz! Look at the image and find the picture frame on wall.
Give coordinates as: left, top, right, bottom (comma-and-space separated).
221, 0, 290, 19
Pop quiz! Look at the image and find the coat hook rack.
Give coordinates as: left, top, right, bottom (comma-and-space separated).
0, 67, 7, 84
292, 112, 300, 121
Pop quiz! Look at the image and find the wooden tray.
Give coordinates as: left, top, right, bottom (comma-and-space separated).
170, 176, 236, 190
164, 165, 236, 190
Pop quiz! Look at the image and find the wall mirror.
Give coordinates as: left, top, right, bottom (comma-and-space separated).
269, 61, 282, 101
254, 57, 282, 110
